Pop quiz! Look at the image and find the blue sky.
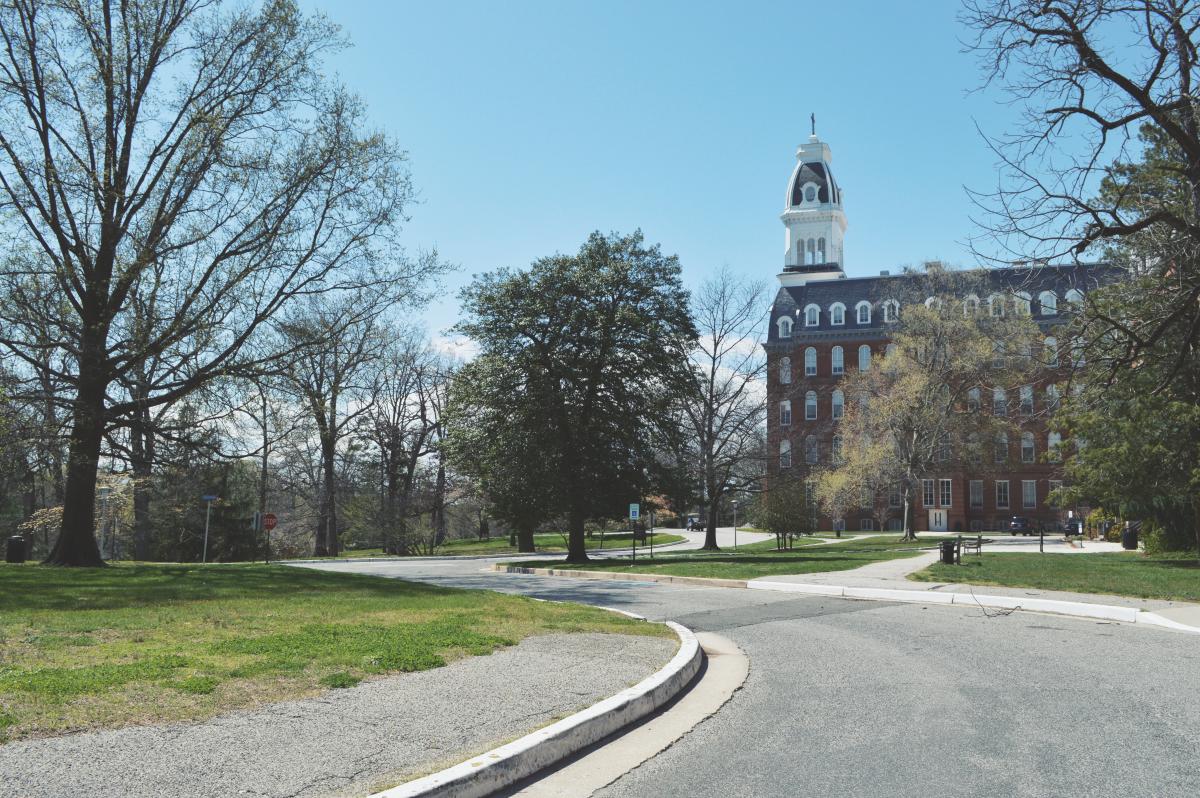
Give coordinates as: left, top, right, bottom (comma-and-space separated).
301, 0, 1022, 337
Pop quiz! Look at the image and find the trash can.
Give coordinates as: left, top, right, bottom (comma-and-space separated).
1121, 525, 1139, 551
6, 535, 26, 564
940, 539, 957, 565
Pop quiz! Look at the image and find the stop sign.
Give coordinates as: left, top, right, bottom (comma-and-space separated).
262, 513, 278, 531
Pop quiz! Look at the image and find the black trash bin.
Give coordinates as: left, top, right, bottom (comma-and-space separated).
940, 539, 957, 565
6, 535, 26, 564
1121, 525, 1139, 551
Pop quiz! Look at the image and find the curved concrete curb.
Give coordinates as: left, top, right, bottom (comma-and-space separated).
746, 579, 1200, 634
368, 621, 703, 798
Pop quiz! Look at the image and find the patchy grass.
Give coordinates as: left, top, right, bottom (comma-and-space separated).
911, 551, 1200, 602
0, 562, 669, 742
323, 532, 686, 559
518, 545, 923, 580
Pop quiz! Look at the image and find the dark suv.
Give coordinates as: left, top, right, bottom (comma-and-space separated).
1008, 516, 1033, 536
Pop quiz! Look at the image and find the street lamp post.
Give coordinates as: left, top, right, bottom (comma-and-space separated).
201, 494, 218, 563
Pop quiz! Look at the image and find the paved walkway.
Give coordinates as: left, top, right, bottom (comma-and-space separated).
752, 537, 1200, 626
0, 633, 676, 798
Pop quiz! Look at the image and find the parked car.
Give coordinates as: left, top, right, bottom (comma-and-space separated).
687, 518, 704, 531
1008, 516, 1033, 536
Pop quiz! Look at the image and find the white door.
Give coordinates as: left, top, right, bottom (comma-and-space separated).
928, 509, 947, 532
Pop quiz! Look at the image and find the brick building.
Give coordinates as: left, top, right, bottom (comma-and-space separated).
765, 132, 1115, 533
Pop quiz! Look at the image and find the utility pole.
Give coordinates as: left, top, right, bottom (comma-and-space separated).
201, 494, 218, 563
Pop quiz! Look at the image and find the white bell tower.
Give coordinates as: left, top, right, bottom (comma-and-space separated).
778, 123, 847, 287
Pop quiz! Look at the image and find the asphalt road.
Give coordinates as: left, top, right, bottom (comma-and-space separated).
301, 558, 1200, 798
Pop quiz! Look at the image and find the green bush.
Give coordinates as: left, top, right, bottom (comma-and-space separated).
1143, 521, 1196, 556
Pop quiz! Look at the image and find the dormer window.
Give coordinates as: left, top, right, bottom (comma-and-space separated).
988, 294, 1005, 317
1014, 292, 1032, 315
1039, 291, 1058, 315
777, 316, 793, 338
830, 302, 845, 325
882, 300, 900, 323
855, 301, 872, 324
804, 304, 820, 326
963, 295, 979, 316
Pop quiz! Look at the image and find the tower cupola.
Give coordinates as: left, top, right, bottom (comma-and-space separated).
779, 125, 847, 287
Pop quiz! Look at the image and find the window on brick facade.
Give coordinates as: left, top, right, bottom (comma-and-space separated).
858, 345, 871, 372
778, 356, 791, 384
831, 346, 844, 375
805, 391, 817, 420
1022, 480, 1037, 509
994, 432, 1009, 463
993, 387, 1007, 417
996, 480, 1010, 509
1044, 337, 1058, 367
832, 390, 844, 420
779, 400, 791, 426
779, 440, 792, 469
831, 434, 843, 463
1047, 431, 1062, 461
1020, 385, 1034, 416
922, 479, 935, 507
1045, 383, 1060, 412
804, 435, 818, 464
805, 347, 817, 376
969, 480, 983, 508
889, 486, 901, 508
1021, 431, 1035, 463
967, 387, 981, 412
939, 479, 952, 507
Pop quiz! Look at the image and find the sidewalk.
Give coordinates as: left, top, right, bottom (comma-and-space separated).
749, 545, 1200, 631
0, 633, 677, 798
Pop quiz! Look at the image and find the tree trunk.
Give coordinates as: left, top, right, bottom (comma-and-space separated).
565, 506, 588, 564
900, 485, 915, 542
46, 378, 106, 566
516, 527, 535, 553
702, 492, 721, 550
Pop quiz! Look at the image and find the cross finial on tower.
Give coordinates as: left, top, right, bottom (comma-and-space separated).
811, 113, 816, 137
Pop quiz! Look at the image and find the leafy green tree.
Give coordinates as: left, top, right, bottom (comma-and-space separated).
447, 231, 696, 563
815, 266, 1041, 540
757, 474, 814, 545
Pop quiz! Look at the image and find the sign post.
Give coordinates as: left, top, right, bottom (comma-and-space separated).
201, 495, 219, 563
629, 503, 640, 563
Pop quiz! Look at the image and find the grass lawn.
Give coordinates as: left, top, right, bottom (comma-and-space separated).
517, 543, 923, 580
910, 551, 1200, 603
0, 563, 669, 743
331, 532, 687, 559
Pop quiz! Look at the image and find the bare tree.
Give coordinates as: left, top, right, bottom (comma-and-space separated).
684, 267, 767, 550
963, 0, 1200, 384
0, 0, 428, 565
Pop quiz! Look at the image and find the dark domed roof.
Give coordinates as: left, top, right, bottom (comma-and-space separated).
789, 161, 840, 207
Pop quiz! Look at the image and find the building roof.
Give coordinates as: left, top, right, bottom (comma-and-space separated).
766, 262, 1122, 343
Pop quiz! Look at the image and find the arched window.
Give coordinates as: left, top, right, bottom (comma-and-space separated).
882, 299, 900, 323
994, 432, 1009, 463
829, 303, 846, 325
805, 390, 818, 420
805, 435, 819, 465
832, 389, 845, 420
1039, 291, 1057, 316
779, 400, 792, 426
779, 356, 792, 384
831, 434, 843, 463
1014, 292, 1032, 315
967, 432, 982, 464
807, 238, 816, 265
777, 316, 793, 338
817, 237, 826, 262
993, 387, 1007, 416
831, 345, 844, 375
967, 387, 981, 412
804, 304, 820, 326
858, 345, 871, 372
1021, 431, 1035, 463
1045, 384, 1060, 411
804, 347, 817, 376
1065, 288, 1084, 307
993, 341, 1006, 368
1072, 338, 1086, 366
963, 294, 979, 316
1047, 431, 1062, 461
779, 440, 792, 469
1044, 337, 1058, 368
924, 296, 942, 311
988, 293, 1005, 317
855, 301, 872, 324
1019, 384, 1034, 416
